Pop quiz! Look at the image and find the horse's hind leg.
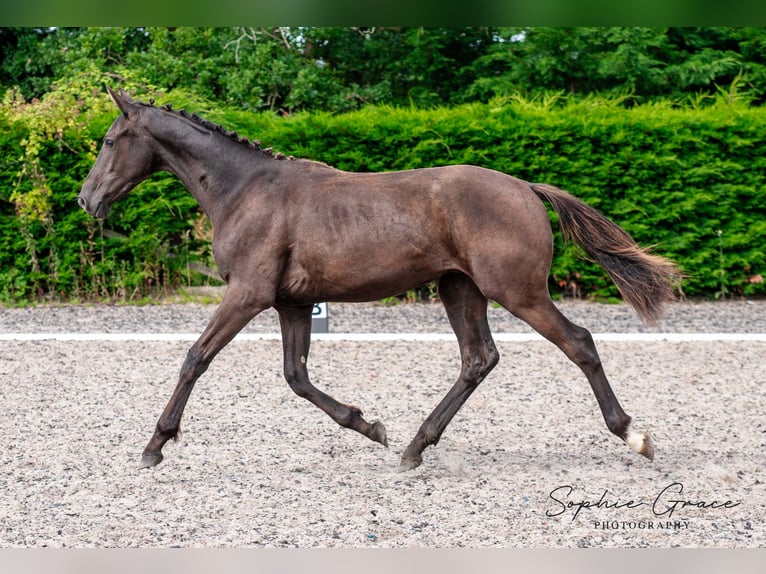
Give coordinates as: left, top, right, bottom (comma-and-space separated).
400, 272, 499, 470
502, 291, 654, 460
277, 305, 388, 447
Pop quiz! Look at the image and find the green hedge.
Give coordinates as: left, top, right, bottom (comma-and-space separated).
1, 93, 764, 304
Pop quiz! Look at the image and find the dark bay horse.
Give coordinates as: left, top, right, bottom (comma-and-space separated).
79, 88, 680, 470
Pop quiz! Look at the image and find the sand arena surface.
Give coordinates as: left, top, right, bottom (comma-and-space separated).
0, 300, 763, 547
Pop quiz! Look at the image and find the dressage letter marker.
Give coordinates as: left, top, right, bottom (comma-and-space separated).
312, 302, 329, 333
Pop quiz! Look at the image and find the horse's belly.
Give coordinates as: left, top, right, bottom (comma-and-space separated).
277, 249, 454, 304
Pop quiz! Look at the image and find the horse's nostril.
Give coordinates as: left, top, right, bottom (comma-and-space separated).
77, 195, 86, 209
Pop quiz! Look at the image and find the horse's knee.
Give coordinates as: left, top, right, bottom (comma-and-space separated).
180, 345, 210, 380
463, 343, 499, 383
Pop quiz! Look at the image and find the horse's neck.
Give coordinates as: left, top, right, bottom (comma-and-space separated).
153, 125, 272, 225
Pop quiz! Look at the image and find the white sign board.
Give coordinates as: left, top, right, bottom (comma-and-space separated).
311, 302, 329, 333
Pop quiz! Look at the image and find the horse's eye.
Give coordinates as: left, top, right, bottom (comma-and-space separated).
104, 139, 114, 148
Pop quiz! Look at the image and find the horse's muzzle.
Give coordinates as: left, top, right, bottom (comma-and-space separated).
78, 194, 109, 219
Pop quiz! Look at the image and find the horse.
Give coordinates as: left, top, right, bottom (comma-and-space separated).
79, 87, 680, 470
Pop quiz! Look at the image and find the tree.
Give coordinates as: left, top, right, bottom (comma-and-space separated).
4, 27, 766, 111
468, 27, 766, 104
300, 27, 495, 108
1, 28, 151, 100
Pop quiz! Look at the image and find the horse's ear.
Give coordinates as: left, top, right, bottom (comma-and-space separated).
107, 86, 135, 119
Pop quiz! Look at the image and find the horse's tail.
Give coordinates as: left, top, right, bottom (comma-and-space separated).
530, 183, 681, 325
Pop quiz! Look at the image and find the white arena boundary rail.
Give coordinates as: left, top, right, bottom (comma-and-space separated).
1, 332, 765, 342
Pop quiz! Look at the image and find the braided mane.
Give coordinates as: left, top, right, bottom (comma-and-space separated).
143, 97, 294, 161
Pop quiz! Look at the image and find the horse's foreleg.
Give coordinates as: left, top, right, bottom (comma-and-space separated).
506, 293, 654, 460
277, 305, 388, 448
140, 287, 267, 469
400, 273, 499, 470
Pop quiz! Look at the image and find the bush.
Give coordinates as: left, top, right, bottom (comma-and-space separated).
260, 95, 766, 299
0, 79, 214, 303
1, 89, 764, 304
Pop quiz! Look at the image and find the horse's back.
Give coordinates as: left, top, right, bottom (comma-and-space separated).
308, 163, 548, 233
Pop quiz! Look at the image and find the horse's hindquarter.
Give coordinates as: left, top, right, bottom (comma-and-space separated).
276, 165, 553, 304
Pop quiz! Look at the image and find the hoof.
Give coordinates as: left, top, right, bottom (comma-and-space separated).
398, 454, 423, 472
139, 452, 164, 469
370, 420, 389, 448
639, 433, 655, 461
625, 426, 655, 461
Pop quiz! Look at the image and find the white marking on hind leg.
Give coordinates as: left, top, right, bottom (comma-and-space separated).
625, 423, 655, 461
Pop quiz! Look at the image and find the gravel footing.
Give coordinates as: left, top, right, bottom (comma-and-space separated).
1, 298, 766, 334
0, 300, 764, 548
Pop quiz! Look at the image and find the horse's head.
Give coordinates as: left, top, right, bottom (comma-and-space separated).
78, 87, 157, 219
